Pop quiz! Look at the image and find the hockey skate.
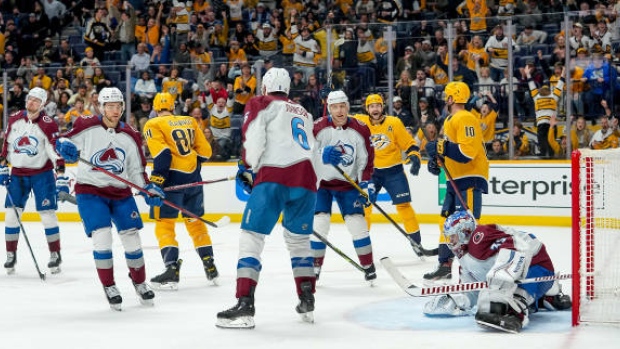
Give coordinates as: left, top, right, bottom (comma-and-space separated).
150, 259, 182, 290
475, 300, 529, 334
538, 293, 572, 311
364, 263, 377, 286
48, 251, 62, 274
133, 281, 155, 307
202, 256, 219, 284
4, 251, 16, 275
423, 263, 452, 285
295, 281, 315, 323
314, 265, 322, 281
216, 296, 256, 329
103, 285, 123, 311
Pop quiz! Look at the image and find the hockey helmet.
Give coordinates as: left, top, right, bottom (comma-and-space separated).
98, 87, 125, 112
365, 94, 384, 110
153, 92, 175, 112
444, 81, 470, 104
27, 87, 48, 106
327, 90, 349, 107
443, 210, 476, 250
262, 67, 290, 95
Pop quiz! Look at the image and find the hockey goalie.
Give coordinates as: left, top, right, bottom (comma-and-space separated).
423, 211, 571, 333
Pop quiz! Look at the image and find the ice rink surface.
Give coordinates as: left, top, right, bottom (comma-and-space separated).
1, 221, 618, 349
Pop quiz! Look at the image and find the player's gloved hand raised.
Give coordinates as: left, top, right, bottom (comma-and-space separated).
0, 165, 10, 186
425, 139, 447, 160
56, 175, 71, 198
357, 181, 375, 207
140, 183, 165, 207
427, 157, 441, 176
56, 138, 79, 163
407, 151, 421, 176
236, 160, 255, 194
322, 145, 344, 166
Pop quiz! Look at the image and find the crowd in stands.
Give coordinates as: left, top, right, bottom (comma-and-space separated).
1, 0, 620, 161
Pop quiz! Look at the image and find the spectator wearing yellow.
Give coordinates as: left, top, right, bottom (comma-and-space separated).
232, 63, 256, 113
64, 97, 92, 126
30, 66, 53, 91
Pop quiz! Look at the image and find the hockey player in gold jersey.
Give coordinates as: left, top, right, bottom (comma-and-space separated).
424, 81, 489, 283
353, 94, 426, 257
143, 92, 219, 289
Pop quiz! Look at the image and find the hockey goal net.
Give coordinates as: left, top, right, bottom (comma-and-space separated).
572, 149, 620, 326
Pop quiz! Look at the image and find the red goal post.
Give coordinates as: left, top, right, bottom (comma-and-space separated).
571, 149, 620, 326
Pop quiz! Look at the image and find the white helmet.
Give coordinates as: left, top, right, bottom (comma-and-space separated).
262, 67, 290, 95
98, 87, 125, 111
327, 90, 349, 107
27, 87, 48, 106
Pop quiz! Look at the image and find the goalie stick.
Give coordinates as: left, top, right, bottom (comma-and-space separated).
380, 257, 572, 297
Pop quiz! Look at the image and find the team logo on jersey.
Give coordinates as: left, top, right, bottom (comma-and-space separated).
42, 198, 51, 207
370, 133, 390, 150
131, 211, 139, 219
91, 143, 126, 174
336, 142, 355, 167
42, 115, 53, 123
13, 136, 39, 156
472, 231, 484, 245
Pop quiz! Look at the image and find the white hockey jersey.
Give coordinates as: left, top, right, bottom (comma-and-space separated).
242, 95, 317, 192
313, 116, 374, 191
60, 115, 149, 200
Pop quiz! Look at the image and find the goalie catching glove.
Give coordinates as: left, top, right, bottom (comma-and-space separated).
236, 160, 255, 194
424, 294, 472, 317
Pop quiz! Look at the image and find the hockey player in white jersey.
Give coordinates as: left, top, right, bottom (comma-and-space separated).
311, 90, 377, 283
216, 68, 318, 329
55, 87, 164, 310
0, 87, 65, 275
423, 211, 572, 333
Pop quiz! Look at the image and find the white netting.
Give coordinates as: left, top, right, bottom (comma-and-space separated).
575, 148, 620, 325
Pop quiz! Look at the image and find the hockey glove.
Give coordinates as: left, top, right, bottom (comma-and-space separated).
236, 160, 255, 194
425, 139, 446, 160
427, 157, 441, 176
423, 294, 472, 317
149, 173, 166, 187
56, 175, 71, 198
357, 181, 375, 207
0, 165, 10, 186
140, 183, 165, 207
322, 145, 344, 166
56, 138, 79, 163
407, 151, 421, 176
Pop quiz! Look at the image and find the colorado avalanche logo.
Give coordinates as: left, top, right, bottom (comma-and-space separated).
336, 142, 355, 167
91, 143, 126, 174
370, 134, 390, 150
13, 136, 39, 156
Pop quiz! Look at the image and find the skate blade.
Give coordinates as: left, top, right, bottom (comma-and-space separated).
50, 267, 61, 274
109, 303, 122, 312
150, 282, 179, 291
215, 316, 255, 329
475, 320, 519, 334
5, 267, 15, 275
209, 276, 219, 286
367, 279, 376, 287
299, 311, 314, 323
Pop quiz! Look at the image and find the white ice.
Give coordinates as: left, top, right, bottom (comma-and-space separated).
1, 221, 618, 349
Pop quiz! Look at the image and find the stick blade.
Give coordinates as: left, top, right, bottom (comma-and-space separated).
215, 215, 231, 228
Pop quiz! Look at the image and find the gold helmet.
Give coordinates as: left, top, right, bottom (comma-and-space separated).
365, 94, 384, 110
153, 92, 175, 112
444, 81, 471, 104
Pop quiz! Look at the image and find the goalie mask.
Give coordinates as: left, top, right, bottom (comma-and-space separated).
443, 210, 476, 255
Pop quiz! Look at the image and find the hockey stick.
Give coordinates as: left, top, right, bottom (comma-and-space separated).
58, 191, 78, 205
163, 175, 236, 191
77, 157, 229, 228
5, 192, 46, 280
381, 257, 572, 297
332, 165, 435, 259
312, 231, 365, 273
